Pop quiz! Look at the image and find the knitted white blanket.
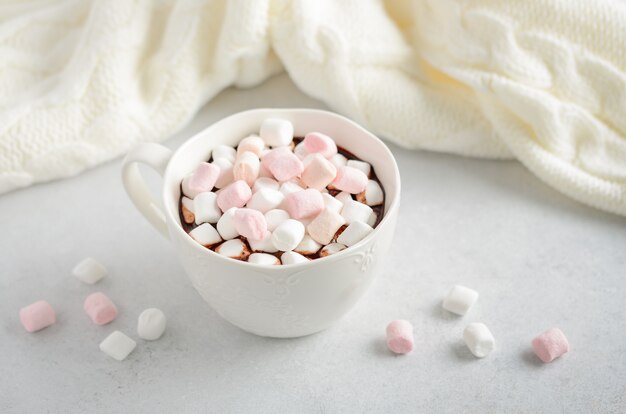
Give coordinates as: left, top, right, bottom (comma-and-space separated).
1, 0, 625, 215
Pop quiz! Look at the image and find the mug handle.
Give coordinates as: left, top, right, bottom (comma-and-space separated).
121, 143, 173, 238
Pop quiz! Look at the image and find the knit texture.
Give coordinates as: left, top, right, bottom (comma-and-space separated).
1, 0, 625, 215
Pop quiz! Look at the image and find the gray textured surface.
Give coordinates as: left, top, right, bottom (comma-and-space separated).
1, 74, 625, 413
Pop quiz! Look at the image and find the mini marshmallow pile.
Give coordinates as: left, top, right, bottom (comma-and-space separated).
19, 257, 167, 362
386, 285, 570, 364
180, 118, 384, 265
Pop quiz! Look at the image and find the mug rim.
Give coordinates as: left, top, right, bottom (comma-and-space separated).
162, 108, 401, 270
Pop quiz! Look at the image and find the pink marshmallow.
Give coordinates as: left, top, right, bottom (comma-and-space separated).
217, 180, 252, 212
532, 327, 569, 363
19, 300, 56, 333
84, 292, 118, 325
285, 189, 324, 219
331, 166, 368, 194
187, 162, 220, 195
306, 208, 346, 245
303, 132, 338, 159
301, 153, 337, 190
386, 320, 414, 354
234, 208, 268, 241
262, 147, 304, 182
237, 135, 265, 157
233, 151, 260, 187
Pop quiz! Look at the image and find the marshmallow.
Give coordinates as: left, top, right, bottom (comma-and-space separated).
137, 308, 167, 341
248, 230, 279, 253
212, 158, 234, 189
247, 188, 285, 213
237, 135, 265, 157
347, 159, 371, 177
215, 238, 251, 260
253, 177, 280, 193
301, 153, 337, 190
211, 144, 237, 163
234, 208, 267, 241
319, 243, 346, 257
72, 257, 107, 285
84, 292, 118, 325
182, 162, 220, 198
265, 148, 304, 182
264, 209, 290, 231
331, 166, 368, 194
307, 208, 346, 245
322, 193, 343, 214
337, 221, 373, 246
19, 300, 56, 333
189, 223, 223, 246
281, 251, 309, 265
216, 207, 239, 240
294, 141, 309, 160
194, 192, 221, 224
386, 320, 414, 354
341, 199, 374, 224
464, 323, 495, 358
330, 153, 348, 168
248, 253, 281, 265
357, 180, 384, 206
335, 191, 353, 204
233, 151, 260, 187
217, 180, 252, 212
367, 211, 377, 227
271, 219, 305, 251
279, 181, 304, 197
532, 328, 570, 363
303, 132, 337, 159
285, 189, 324, 219
442, 285, 479, 316
260, 118, 294, 147
99, 331, 136, 361
181, 197, 195, 224
294, 235, 322, 255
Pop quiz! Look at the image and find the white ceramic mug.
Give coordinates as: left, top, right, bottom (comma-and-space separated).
122, 109, 401, 338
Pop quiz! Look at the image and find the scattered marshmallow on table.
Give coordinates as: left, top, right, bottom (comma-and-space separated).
137, 308, 167, 341
234, 208, 267, 241
215, 239, 251, 260
216, 180, 252, 212
281, 251, 309, 265
99, 331, 136, 361
248, 253, 281, 265
386, 320, 414, 354
272, 219, 305, 251
285, 189, 324, 219
307, 208, 346, 245
463, 323, 495, 358
442, 285, 479, 316
260, 118, 294, 147
247, 188, 284, 213
84, 292, 118, 325
194, 192, 221, 224
532, 327, 569, 363
337, 221, 373, 247
190, 223, 222, 246
72, 257, 107, 285
19, 300, 56, 333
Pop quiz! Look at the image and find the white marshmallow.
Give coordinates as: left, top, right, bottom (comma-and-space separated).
194, 192, 222, 224
279, 181, 304, 197
72, 257, 107, 285
253, 177, 280, 193
367, 211, 377, 227
306, 208, 346, 245
181, 173, 195, 199
358, 180, 384, 206
260, 118, 294, 147
294, 141, 309, 160
335, 191, 353, 204
322, 193, 343, 214
99, 331, 136, 361
212, 144, 237, 163
337, 221, 373, 246
329, 153, 348, 168
237, 135, 265, 157
248, 253, 280, 265
216, 207, 239, 240
181, 196, 195, 213
246, 188, 284, 213
189, 223, 222, 246
281, 251, 309, 265
264, 209, 290, 232
233, 151, 260, 186
212, 158, 234, 189
341, 199, 374, 224
442, 285, 479, 316
215, 238, 250, 259
320, 243, 346, 257
463, 323, 495, 358
294, 235, 322, 255
137, 308, 167, 341
347, 159, 371, 177
248, 231, 279, 253
271, 219, 305, 252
